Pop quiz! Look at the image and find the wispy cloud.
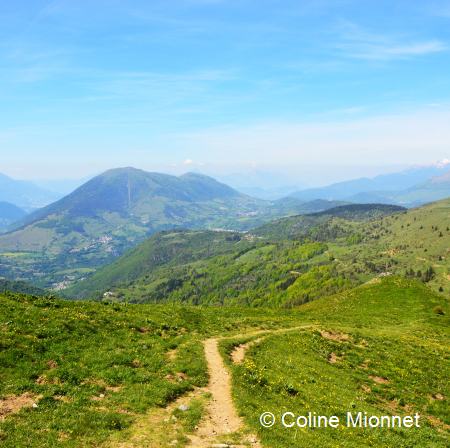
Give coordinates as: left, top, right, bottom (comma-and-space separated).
173, 106, 450, 167
335, 22, 447, 60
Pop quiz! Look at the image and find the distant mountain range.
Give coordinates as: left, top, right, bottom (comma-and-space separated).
217, 170, 305, 199
0, 201, 27, 232
1, 164, 450, 290
0, 172, 61, 210
0, 167, 342, 289
289, 164, 450, 206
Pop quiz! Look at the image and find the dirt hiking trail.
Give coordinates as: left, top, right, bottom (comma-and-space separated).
188, 338, 260, 447
188, 325, 312, 447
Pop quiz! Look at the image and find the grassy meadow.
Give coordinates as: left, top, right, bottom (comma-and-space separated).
0, 291, 302, 447
224, 277, 449, 447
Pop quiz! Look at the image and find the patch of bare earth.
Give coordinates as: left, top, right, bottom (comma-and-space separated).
369, 375, 390, 385
165, 372, 189, 384
167, 348, 178, 361
427, 415, 450, 431
231, 338, 264, 365
0, 393, 41, 421
328, 352, 342, 364
320, 330, 350, 342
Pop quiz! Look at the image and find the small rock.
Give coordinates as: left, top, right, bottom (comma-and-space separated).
178, 404, 189, 412
211, 444, 230, 448
169, 440, 178, 446
32, 403, 38, 408
99, 394, 105, 398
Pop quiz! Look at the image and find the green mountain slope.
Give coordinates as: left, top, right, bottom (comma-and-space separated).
0, 290, 303, 447
65, 203, 424, 303
0, 168, 354, 290
66, 230, 253, 299
0, 278, 46, 296
254, 203, 405, 240
2, 278, 447, 446
67, 200, 449, 304
227, 276, 449, 447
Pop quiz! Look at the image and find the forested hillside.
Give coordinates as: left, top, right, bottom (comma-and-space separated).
66, 200, 449, 305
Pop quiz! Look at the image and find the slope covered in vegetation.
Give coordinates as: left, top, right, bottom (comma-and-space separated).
224, 276, 450, 447
0, 168, 347, 290
67, 200, 449, 305
0, 291, 302, 447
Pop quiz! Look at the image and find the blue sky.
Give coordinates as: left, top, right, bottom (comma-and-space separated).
1, 0, 450, 184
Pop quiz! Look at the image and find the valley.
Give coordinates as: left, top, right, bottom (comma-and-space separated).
0, 168, 349, 289
66, 200, 449, 305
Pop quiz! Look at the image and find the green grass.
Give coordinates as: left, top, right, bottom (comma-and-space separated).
0, 291, 303, 447
224, 277, 450, 447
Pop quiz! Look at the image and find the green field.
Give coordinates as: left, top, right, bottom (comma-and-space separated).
223, 277, 449, 447
0, 291, 302, 447
1, 275, 449, 447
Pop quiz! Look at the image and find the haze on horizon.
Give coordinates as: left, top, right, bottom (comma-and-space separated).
1, 1, 450, 184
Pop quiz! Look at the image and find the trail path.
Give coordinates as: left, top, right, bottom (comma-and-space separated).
188, 325, 312, 447
188, 338, 260, 447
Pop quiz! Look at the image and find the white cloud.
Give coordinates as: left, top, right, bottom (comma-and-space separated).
174, 106, 450, 168
335, 22, 447, 60
183, 159, 194, 165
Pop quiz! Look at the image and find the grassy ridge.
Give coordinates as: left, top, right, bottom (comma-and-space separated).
225, 277, 449, 447
0, 291, 302, 447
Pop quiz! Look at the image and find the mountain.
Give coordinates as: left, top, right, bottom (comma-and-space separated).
217, 170, 305, 200
0, 172, 60, 210
0, 201, 27, 232
0, 168, 271, 287
66, 203, 420, 302
67, 198, 449, 304
270, 198, 349, 216
253, 203, 405, 240
0, 168, 361, 290
391, 169, 450, 206
289, 164, 450, 205
232, 185, 299, 200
